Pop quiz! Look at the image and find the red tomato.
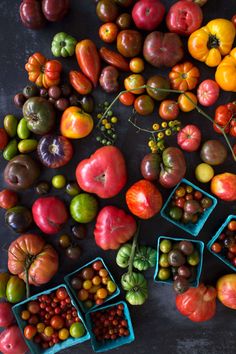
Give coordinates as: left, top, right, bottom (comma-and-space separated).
50, 315, 64, 330
56, 287, 68, 301
230, 124, 236, 137
132, 0, 166, 31
0, 189, 18, 209
233, 144, 236, 157
166, 0, 203, 36
231, 14, 236, 28
126, 179, 163, 219
214, 105, 231, 126
0, 325, 28, 354
211, 242, 222, 253
0, 128, 8, 150
24, 325, 37, 340
0, 303, 14, 328
99, 22, 119, 43
119, 92, 135, 106
159, 100, 179, 120
177, 124, 201, 152
197, 80, 220, 106
213, 122, 229, 134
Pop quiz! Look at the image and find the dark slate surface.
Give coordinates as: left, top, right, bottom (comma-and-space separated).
0, 1, 236, 354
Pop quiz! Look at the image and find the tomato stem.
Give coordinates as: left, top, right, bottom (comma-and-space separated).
128, 221, 140, 275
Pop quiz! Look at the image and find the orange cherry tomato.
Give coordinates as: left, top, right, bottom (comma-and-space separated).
129, 57, 145, 73
169, 62, 200, 91
119, 92, 135, 106
229, 244, 236, 254
124, 74, 145, 94
178, 92, 197, 112
211, 242, 222, 253
99, 23, 119, 43
228, 220, 236, 231
24, 325, 37, 340
159, 100, 179, 120
60, 106, 94, 139
96, 288, 108, 299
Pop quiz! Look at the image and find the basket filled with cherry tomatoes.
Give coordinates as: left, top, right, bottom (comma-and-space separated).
64, 258, 120, 312
207, 215, 236, 271
12, 285, 90, 353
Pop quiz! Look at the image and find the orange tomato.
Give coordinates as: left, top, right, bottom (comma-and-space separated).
124, 74, 145, 94
119, 92, 135, 106
60, 106, 94, 139
228, 220, 236, 231
99, 23, 119, 43
169, 62, 200, 91
129, 57, 145, 73
178, 92, 197, 112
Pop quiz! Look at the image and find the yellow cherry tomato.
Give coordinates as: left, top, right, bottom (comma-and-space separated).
178, 92, 197, 112
129, 57, 145, 73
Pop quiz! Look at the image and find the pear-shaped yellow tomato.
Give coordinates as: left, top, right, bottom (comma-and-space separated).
60, 106, 94, 139
188, 19, 235, 67
215, 48, 236, 91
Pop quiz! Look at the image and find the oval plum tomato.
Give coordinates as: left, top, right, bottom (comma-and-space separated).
126, 179, 163, 219
159, 100, 179, 120
166, 0, 203, 36
24, 325, 37, 340
0, 128, 8, 150
124, 74, 145, 94
232, 15, 236, 29
129, 57, 145, 73
0, 189, 18, 209
177, 124, 201, 152
197, 80, 220, 107
119, 92, 135, 106
178, 92, 197, 112
134, 95, 154, 116
99, 22, 119, 43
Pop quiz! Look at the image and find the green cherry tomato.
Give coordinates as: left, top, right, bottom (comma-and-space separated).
159, 239, 172, 253
70, 193, 98, 223
66, 182, 80, 196
187, 250, 200, 266
52, 175, 66, 189
159, 253, 170, 268
69, 322, 86, 338
158, 267, 171, 281
169, 206, 183, 221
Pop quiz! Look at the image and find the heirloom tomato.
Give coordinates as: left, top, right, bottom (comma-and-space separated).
121, 272, 148, 305
211, 173, 236, 202
217, 274, 236, 310
25, 52, 62, 88
8, 234, 59, 286
96, 0, 119, 23
129, 57, 145, 73
166, 0, 203, 36
134, 95, 155, 116
169, 62, 200, 91
20, 0, 45, 30
0, 189, 18, 209
42, 0, 69, 22
131, 0, 165, 31
124, 74, 145, 94
197, 80, 219, 106
119, 92, 135, 106
117, 30, 143, 58
0, 303, 14, 328
232, 15, 236, 28
99, 22, 119, 43
159, 147, 186, 188
0, 325, 28, 354
146, 75, 170, 101
51, 32, 77, 57
159, 100, 179, 120
178, 92, 197, 112
215, 48, 236, 92
140, 152, 161, 181
60, 106, 93, 139
188, 19, 235, 67
177, 124, 201, 152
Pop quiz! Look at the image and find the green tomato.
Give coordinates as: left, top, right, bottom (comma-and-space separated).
51, 32, 77, 57
4, 115, 18, 138
116, 244, 132, 268
121, 272, 148, 305
70, 193, 98, 223
69, 322, 86, 338
187, 250, 200, 266
157, 267, 171, 281
159, 239, 172, 253
52, 175, 66, 189
17, 118, 30, 139
159, 253, 169, 268
6, 276, 26, 303
133, 246, 157, 271
169, 206, 183, 221
0, 272, 10, 299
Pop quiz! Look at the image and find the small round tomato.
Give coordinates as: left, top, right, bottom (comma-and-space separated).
0, 189, 18, 209
214, 105, 231, 126
24, 325, 37, 340
56, 288, 68, 301
159, 100, 179, 120
27, 301, 40, 314
230, 120, 236, 137
59, 328, 69, 341
134, 95, 155, 116
0, 128, 8, 150
99, 22, 119, 43
50, 315, 64, 330
213, 122, 229, 134
229, 245, 236, 254
197, 80, 220, 106
232, 14, 236, 28
211, 242, 222, 253
228, 220, 236, 231
129, 57, 145, 73
92, 260, 103, 271
119, 92, 135, 106
124, 74, 145, 94
178, 92, 197, 112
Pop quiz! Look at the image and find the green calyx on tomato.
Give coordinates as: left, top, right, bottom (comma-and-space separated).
121, 272, 148, 305
52, 32, 77, 58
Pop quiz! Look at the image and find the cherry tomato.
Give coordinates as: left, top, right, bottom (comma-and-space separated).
99, 269, 108, 277
21, 310, 30, 320
50, 315, 64, 330
213, 122, 229, 134
0, 128, 8, 150
197, 80, 220, 107
119, 92, 135, 106
230, 120, 236, 137
229, 245, 236, 254
214, 105, 231, 126
27, 301, 40, 314
134, 95, 155, 116
99, 22, 119, 43
178, 92, 197, 112
24, 325, 37, 340
231, 14, 236, 28
92, 261, 103, 271
211, 242, 222, 253
78, 289, 89, 301
129, 57, 145, 73
56, 288, 68, 301
228, 220, 236, 231
44, 326, 54, 337
124, 74, 145, 94
175, 197, 185, 208
0, 189, 18, 209
59, 328, 69, 341
159, 100, 179, 120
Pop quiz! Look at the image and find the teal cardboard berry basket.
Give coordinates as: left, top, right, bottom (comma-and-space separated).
64, 257, 120, 313
12, 284, 90, 354
207, 215, 236, 271
85, 300, 135, 352
154, 236, 205, 287
160, 178, 217, 237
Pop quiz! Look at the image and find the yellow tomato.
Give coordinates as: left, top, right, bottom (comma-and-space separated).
129, 57, 145, 73
188, 19, 235, 67
215, 48, 236, 91
124, 74, 145, 94
60, 106, 94, 139
178, 92, 197, 112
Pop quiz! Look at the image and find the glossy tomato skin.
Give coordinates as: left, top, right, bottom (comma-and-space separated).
217, 274, 236, 310
177, 124, 202, 152
166, 0, 203, 36
126, 179, 163, 219
159, 100, 179, 120
132, 0, 165, 31
232, 15, 236, 28
119, 92, 135, 106
197, 80, 220, 106
99, 22, 119, 43
0, 128, 9, 150
211, 173, 236, 201
134, 95, 155, 115
0, 325, 28, 354
60, 106, 94, 139
0, 189, 18, 209
117, 30, 143, 58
